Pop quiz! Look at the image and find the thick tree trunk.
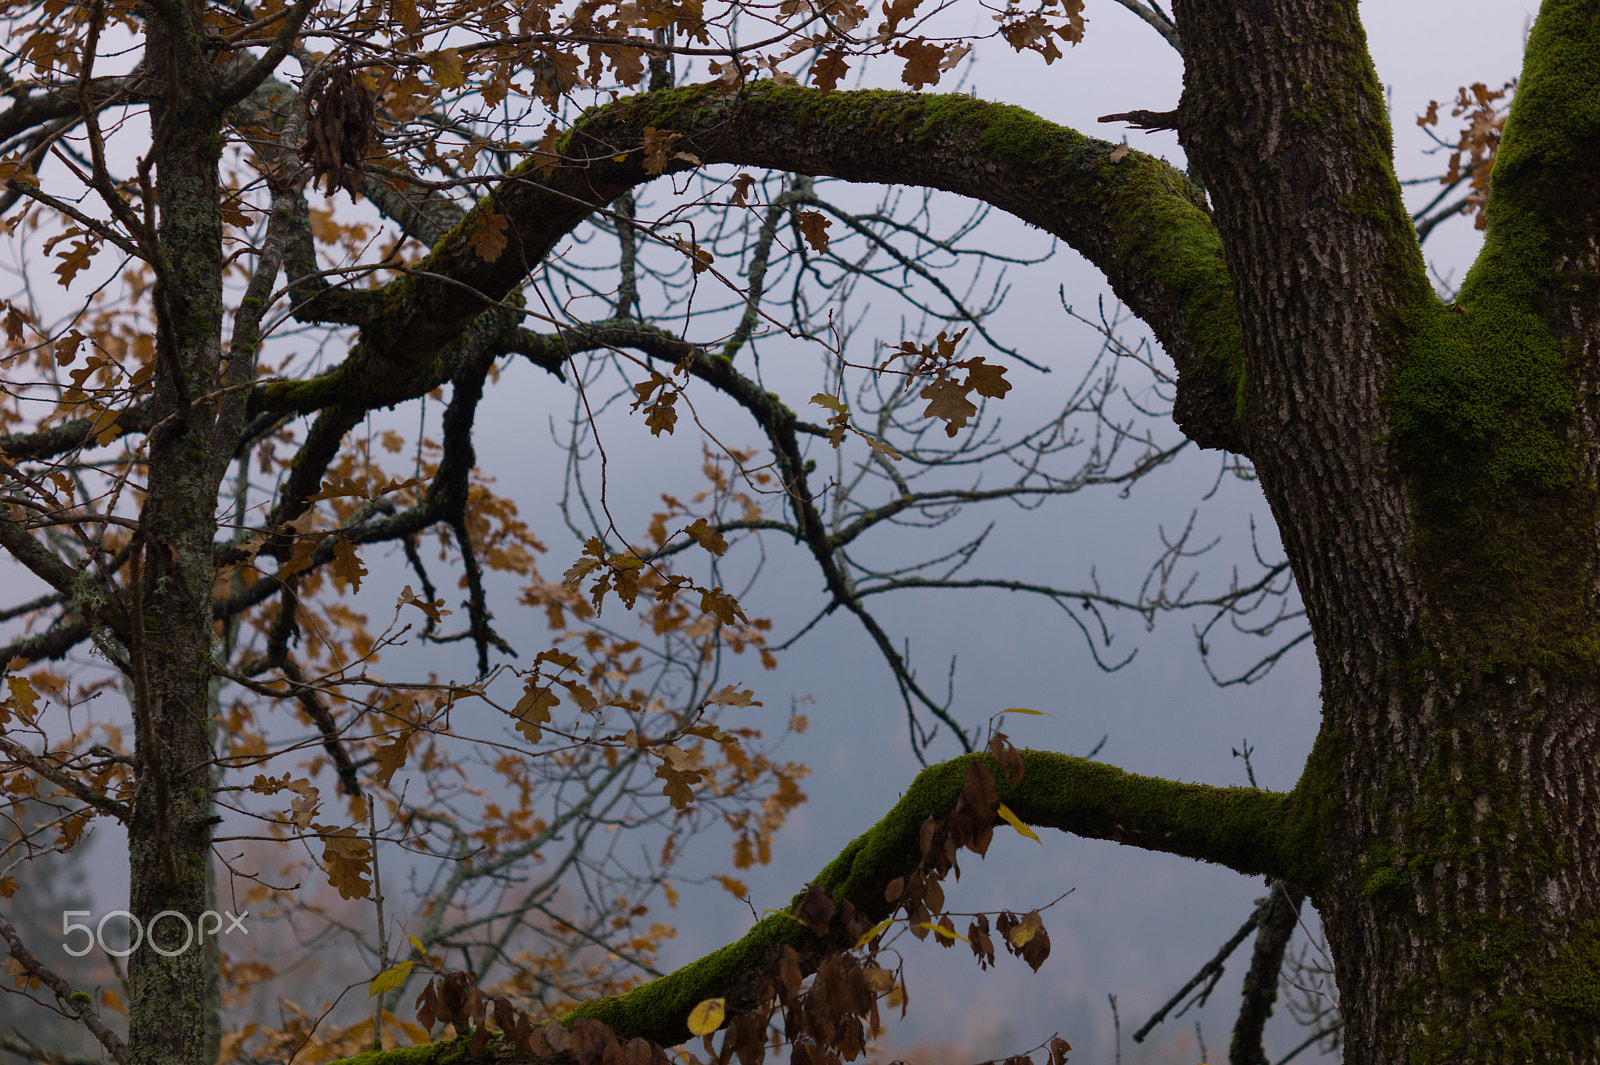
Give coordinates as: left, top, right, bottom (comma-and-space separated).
1171, 0, 1600, 1060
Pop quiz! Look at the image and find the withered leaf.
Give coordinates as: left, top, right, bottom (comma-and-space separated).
893, 38, 945, 89
685, 517, 729, 556
813, 49, 851, 93
919, 376, 978, 437
468, 209, 510, 262
796, 210, 832, 253
316, 824, 373, 899
797, 882, 835, 935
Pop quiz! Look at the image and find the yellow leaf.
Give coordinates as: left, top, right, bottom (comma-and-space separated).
1001, 707, 1053, 717
6, 676, 38, 722
91, 406, 120, 447
408, 935, 425, 952
686, 998, 725, 1036
997, 802, 1042, 845
368, 960, 414, 997
918, 921, 968, 944
854, 916, 895, 949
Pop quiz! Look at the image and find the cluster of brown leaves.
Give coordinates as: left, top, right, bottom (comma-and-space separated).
303, 65, 379, 197
414, 970, 670, 1063
692, 736, 1055, 1065
879, 329, 1013, 438
1417, 80, 1515, 230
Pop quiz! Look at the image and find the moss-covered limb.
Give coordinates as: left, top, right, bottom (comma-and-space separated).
263, 82, 1243, 449
562, 83, 1247, 452
337, 750, 1306, 1065
1475, 0, 1600, 273
1380, 0, 1600, 668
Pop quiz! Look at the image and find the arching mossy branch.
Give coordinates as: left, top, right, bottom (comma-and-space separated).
333, 749, 1310, 1065
246, 82, 1246, 452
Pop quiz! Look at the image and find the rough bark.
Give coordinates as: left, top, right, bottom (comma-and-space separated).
126, 1, 236, 1064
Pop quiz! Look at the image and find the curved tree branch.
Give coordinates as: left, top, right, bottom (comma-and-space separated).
330, 748, 1311, 1063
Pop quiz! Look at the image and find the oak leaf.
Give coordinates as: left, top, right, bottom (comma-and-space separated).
920, 376, 978, 437
961, 357, 1012, 398
813, 49, 851, 93
893, 38, 945, 89
469, 209, 509, 262
796, 209, 832, 253
333, 533, 366, 592
513, 682, 558, 742
685, 517, 729, 556
317, 825, 373, 899
428, 48, 465, 89
372, 730, 413, 787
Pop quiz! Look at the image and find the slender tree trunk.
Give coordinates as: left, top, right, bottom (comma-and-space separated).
127, 3, 229, 1064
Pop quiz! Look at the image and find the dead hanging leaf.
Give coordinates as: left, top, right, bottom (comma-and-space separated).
534, 647, 580, 671
729, 173, 757, 205
398, 584, 451, 622
645, 391, 678, 436
371, 729, 413, 787
685, 517, 729, 556
640, 126, 681, 175
655, 756, 703, 810
893, 38, 946, 89
631, 371, 668, 410
796, 209, 832, 253
960, 357, 1012, 398
427, 48, 466, 89
703, 683, 761, 707
699, 587, 747, 625
988, 730, 1025, 784
812, 392, 850, 447
468, 209, 509, 262
51, 239, 98, 288
797, 882, 835, 935
920, 376, 978, 437
332, 533, 366, 592
813, 49, 851, 93
7, 956, 40, 991
512, 681, 558, 742
317, 824, 373, 899
2, 302, 30, 346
